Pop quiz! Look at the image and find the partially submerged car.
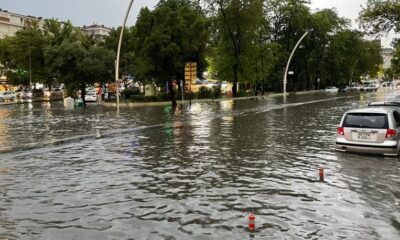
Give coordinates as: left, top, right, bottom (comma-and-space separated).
336, 106, 400, 157
84, 91, 97, 102
20, 89, 33, 99
0, 91, 16, 102
325, 86, 338, 93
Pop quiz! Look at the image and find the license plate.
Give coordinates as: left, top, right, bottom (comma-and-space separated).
358, 133, 372, 140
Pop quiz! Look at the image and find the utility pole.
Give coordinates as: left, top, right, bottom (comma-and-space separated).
29, 48, 32, 89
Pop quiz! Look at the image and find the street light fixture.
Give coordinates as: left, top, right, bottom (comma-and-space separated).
115, 0, 135, 109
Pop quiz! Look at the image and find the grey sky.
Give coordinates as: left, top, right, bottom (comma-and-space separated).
0, 0, 395, 46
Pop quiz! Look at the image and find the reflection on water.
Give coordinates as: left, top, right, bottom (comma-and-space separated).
0, 92, 400, 239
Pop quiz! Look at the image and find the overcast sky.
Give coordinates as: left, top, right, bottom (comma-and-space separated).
0, 0, 396, 47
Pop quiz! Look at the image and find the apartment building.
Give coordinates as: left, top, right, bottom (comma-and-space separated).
0, 8, 44, 39
82, 24, 112, 38
381, 48, 394, 70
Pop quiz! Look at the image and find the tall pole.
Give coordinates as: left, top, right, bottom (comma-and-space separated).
29, 48, 32, 88
283, 31, 309, 95
116, 0, 135, 109
28, 28, 32, 89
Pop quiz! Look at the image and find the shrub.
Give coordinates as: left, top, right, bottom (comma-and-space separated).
197, 86, 213, 99
235, 90, 252, 98
184, 91, 195, 100
157, 92, 171, 102
122, 88, 141, 99
212, 86, 222, 99
144, 96, 158, 102
130, 94, 145, 101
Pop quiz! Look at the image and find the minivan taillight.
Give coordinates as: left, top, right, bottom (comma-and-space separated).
386, 129, 397, 138
337, 127, 344, 135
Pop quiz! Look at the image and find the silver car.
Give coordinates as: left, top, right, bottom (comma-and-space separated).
336, 107, 400, 157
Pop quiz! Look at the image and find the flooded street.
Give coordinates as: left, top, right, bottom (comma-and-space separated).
1, 92, 400, 239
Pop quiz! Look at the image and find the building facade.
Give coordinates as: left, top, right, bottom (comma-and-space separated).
381, 48, 394, 70
0, 8, 44, 39
82, 24, 112, 38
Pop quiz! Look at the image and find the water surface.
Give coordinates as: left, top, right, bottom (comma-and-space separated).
0, 92, 399, 239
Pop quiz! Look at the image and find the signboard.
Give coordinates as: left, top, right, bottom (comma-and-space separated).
185, 62, 197, 85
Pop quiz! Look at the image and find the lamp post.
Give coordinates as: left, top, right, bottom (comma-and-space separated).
115, 0, 135, 109
283, 31, 309, 95
29, 47, 32, 89
24, 24, 33, 89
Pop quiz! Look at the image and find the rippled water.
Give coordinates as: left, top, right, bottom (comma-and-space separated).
1, 92, 400, 239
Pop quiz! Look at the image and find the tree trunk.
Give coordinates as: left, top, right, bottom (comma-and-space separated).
80, 83, 86, 106
261, 81, 265, 95
232, 64, 238, 97
168, 80, 177, 107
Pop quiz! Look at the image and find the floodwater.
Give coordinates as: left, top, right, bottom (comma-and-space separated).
0, 92, 400, 240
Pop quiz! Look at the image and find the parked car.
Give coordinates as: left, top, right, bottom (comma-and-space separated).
368, 101, 400, 107
15, 89, 22, 98
44, 88, 64, 100
338, 85, 351, 92
350, 85, 362, 91
33, 89, 44, 98
336, 107, 400, 157
84, 91, 97, 102
51, 88, 64, 99
363, 84, 379, 92
381, 81, 391, 88
20, 89, 33, 99
0, 91, 16, 102
325, 86, 338, 93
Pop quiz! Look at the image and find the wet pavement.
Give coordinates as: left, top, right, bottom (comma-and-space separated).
0, 91, 400, 239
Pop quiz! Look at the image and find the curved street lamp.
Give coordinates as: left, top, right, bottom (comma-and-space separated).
116, 0, 135, 109
283, 31, 309, 96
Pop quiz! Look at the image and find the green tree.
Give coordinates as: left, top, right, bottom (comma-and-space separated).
134, 0, 209, 106
79, 45, 115, 92
321, 30, 382, 86
207, 0, 264, 96
2, 20, 47, 87
102, 27, 133, 75
265, 0, 312, 91
388, 43, 400, 79
300, 9, 348, 90
359, 0, 400, 35
42, 20, 79, 88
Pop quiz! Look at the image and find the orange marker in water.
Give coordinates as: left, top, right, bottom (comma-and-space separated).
248, 212, 255, 231
319, 168, 324, 182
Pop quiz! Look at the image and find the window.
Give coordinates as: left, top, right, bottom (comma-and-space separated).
0, 16, 10, 22
343, 113, 388, 129
393, 111, 400, 127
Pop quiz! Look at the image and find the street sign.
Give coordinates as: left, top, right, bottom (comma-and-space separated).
185, 62, 197, 85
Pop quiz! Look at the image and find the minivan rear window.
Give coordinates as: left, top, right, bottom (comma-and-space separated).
343, 113, 388, 129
